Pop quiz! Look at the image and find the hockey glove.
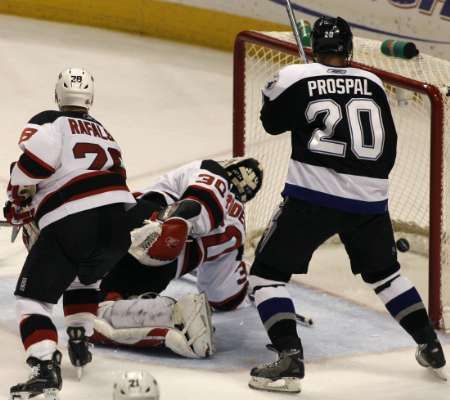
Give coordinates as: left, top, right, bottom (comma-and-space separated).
7, 181, 36, 206
3, 201, 34, 226
129, 212, 190, 266
5, 181, 36, 226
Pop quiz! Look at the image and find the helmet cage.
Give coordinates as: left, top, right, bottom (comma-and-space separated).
223, 158, 263, 203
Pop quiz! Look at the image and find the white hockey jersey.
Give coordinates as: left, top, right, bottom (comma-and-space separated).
138, 160, 248, 309
10, 110, 136, 229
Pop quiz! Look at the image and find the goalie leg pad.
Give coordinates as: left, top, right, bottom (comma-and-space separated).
172, 293, 215, 358
92, 317, 207, 358
97, 296, 176, 329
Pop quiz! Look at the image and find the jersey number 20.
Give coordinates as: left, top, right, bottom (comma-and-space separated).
306, 98, 385, 160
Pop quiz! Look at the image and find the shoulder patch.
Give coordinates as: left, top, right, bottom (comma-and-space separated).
28, 110, 62, 125
200, 160, 229, 182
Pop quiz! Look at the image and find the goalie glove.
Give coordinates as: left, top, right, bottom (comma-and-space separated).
129, 213, 190, 266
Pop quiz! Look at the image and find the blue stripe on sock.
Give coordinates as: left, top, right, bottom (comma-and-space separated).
385, 287, 422, 317
257, 297, 295, 323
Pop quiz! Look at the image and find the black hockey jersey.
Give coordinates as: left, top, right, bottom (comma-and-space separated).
261, 63, 397, 214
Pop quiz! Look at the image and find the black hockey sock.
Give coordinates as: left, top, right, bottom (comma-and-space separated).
20, 314, 58, 354
368, 273, 436, 344
251, 277, 302, 351
63, 288, 99, 318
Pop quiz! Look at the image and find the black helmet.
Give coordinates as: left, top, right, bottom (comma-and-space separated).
311, 16, 353, 58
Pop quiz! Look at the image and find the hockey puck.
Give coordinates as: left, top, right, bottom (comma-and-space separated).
396, 238, 410, 253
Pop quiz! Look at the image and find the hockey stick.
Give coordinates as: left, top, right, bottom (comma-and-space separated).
0, 220, 21, 243
285, 0, 308, 63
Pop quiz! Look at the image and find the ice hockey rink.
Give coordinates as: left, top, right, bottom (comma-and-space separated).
0, 14, 449, 400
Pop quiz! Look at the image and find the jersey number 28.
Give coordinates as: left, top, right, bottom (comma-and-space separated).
306, 98, 385, 160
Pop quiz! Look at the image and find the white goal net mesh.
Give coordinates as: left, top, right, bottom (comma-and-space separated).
236, 32, 450, 329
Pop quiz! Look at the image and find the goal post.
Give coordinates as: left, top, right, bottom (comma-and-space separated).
233, 30, 450, 329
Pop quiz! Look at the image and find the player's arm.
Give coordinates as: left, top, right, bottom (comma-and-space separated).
129, 161, 229, 265
179, 160, 229, 235
10, 111, 62, 186
5, 112, 62, 225
370, 80, 398, 172
260, 65, 303, 135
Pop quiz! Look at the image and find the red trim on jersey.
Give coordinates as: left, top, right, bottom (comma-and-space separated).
23, 329, 58, 350
63, 303, 98, 316
185, 195, 215, 228
64, 185, 128, 203
35, 171, 129, 221
179, 240, 203, 276
208, 281, 249, 311
184, 184, 225, 229
16, 160, 45, 179
24, 149, 56, 173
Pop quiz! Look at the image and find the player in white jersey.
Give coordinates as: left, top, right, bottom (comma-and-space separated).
247, 17, 446, 393
5, 68, 135, 399
92, 158, 263, 358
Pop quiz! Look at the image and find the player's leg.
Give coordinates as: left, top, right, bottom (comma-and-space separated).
11, 226, 77, 398
249, 198, 338, 393
341, 212, 446, 378
93, 292, 213, 358
63, 278, 100, 376
196, 255, 249, 311
100, 232, 204, 299
100, 253, 178, 299
54, 203, 131, 286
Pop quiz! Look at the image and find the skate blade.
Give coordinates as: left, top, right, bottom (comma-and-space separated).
10, 392, 31, 400
430, 367, 447, 381
76, 366, 83, 381
249, 376, 302, 393
9, 388, 59, 400
43, 388, 60, 400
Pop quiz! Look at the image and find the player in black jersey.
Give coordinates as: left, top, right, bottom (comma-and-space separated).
248, 16, 446, 393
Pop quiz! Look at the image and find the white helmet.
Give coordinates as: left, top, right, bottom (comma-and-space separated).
55, 67, 94, 110
113, 371, 159, 400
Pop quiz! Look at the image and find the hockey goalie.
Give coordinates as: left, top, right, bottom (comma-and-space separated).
91, 158, 263, 358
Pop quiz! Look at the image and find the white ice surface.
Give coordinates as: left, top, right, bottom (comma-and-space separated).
0, 14, 449, 400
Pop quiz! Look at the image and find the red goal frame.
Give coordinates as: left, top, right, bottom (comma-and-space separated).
232, 31, 445, 328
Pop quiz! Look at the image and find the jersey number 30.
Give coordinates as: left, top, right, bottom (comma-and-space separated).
306, 98, 385, 160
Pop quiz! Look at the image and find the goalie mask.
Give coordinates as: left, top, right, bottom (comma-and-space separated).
113, 371, 159, 400
55, 67, 94, 110
311, 16, 353, 59
221, 157, 263, 203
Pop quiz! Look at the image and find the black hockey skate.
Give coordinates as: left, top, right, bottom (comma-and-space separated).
10, 350, 62, 400
67, 327, 93, 380
416, 339, 447, 381
249, 346, 304, 393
